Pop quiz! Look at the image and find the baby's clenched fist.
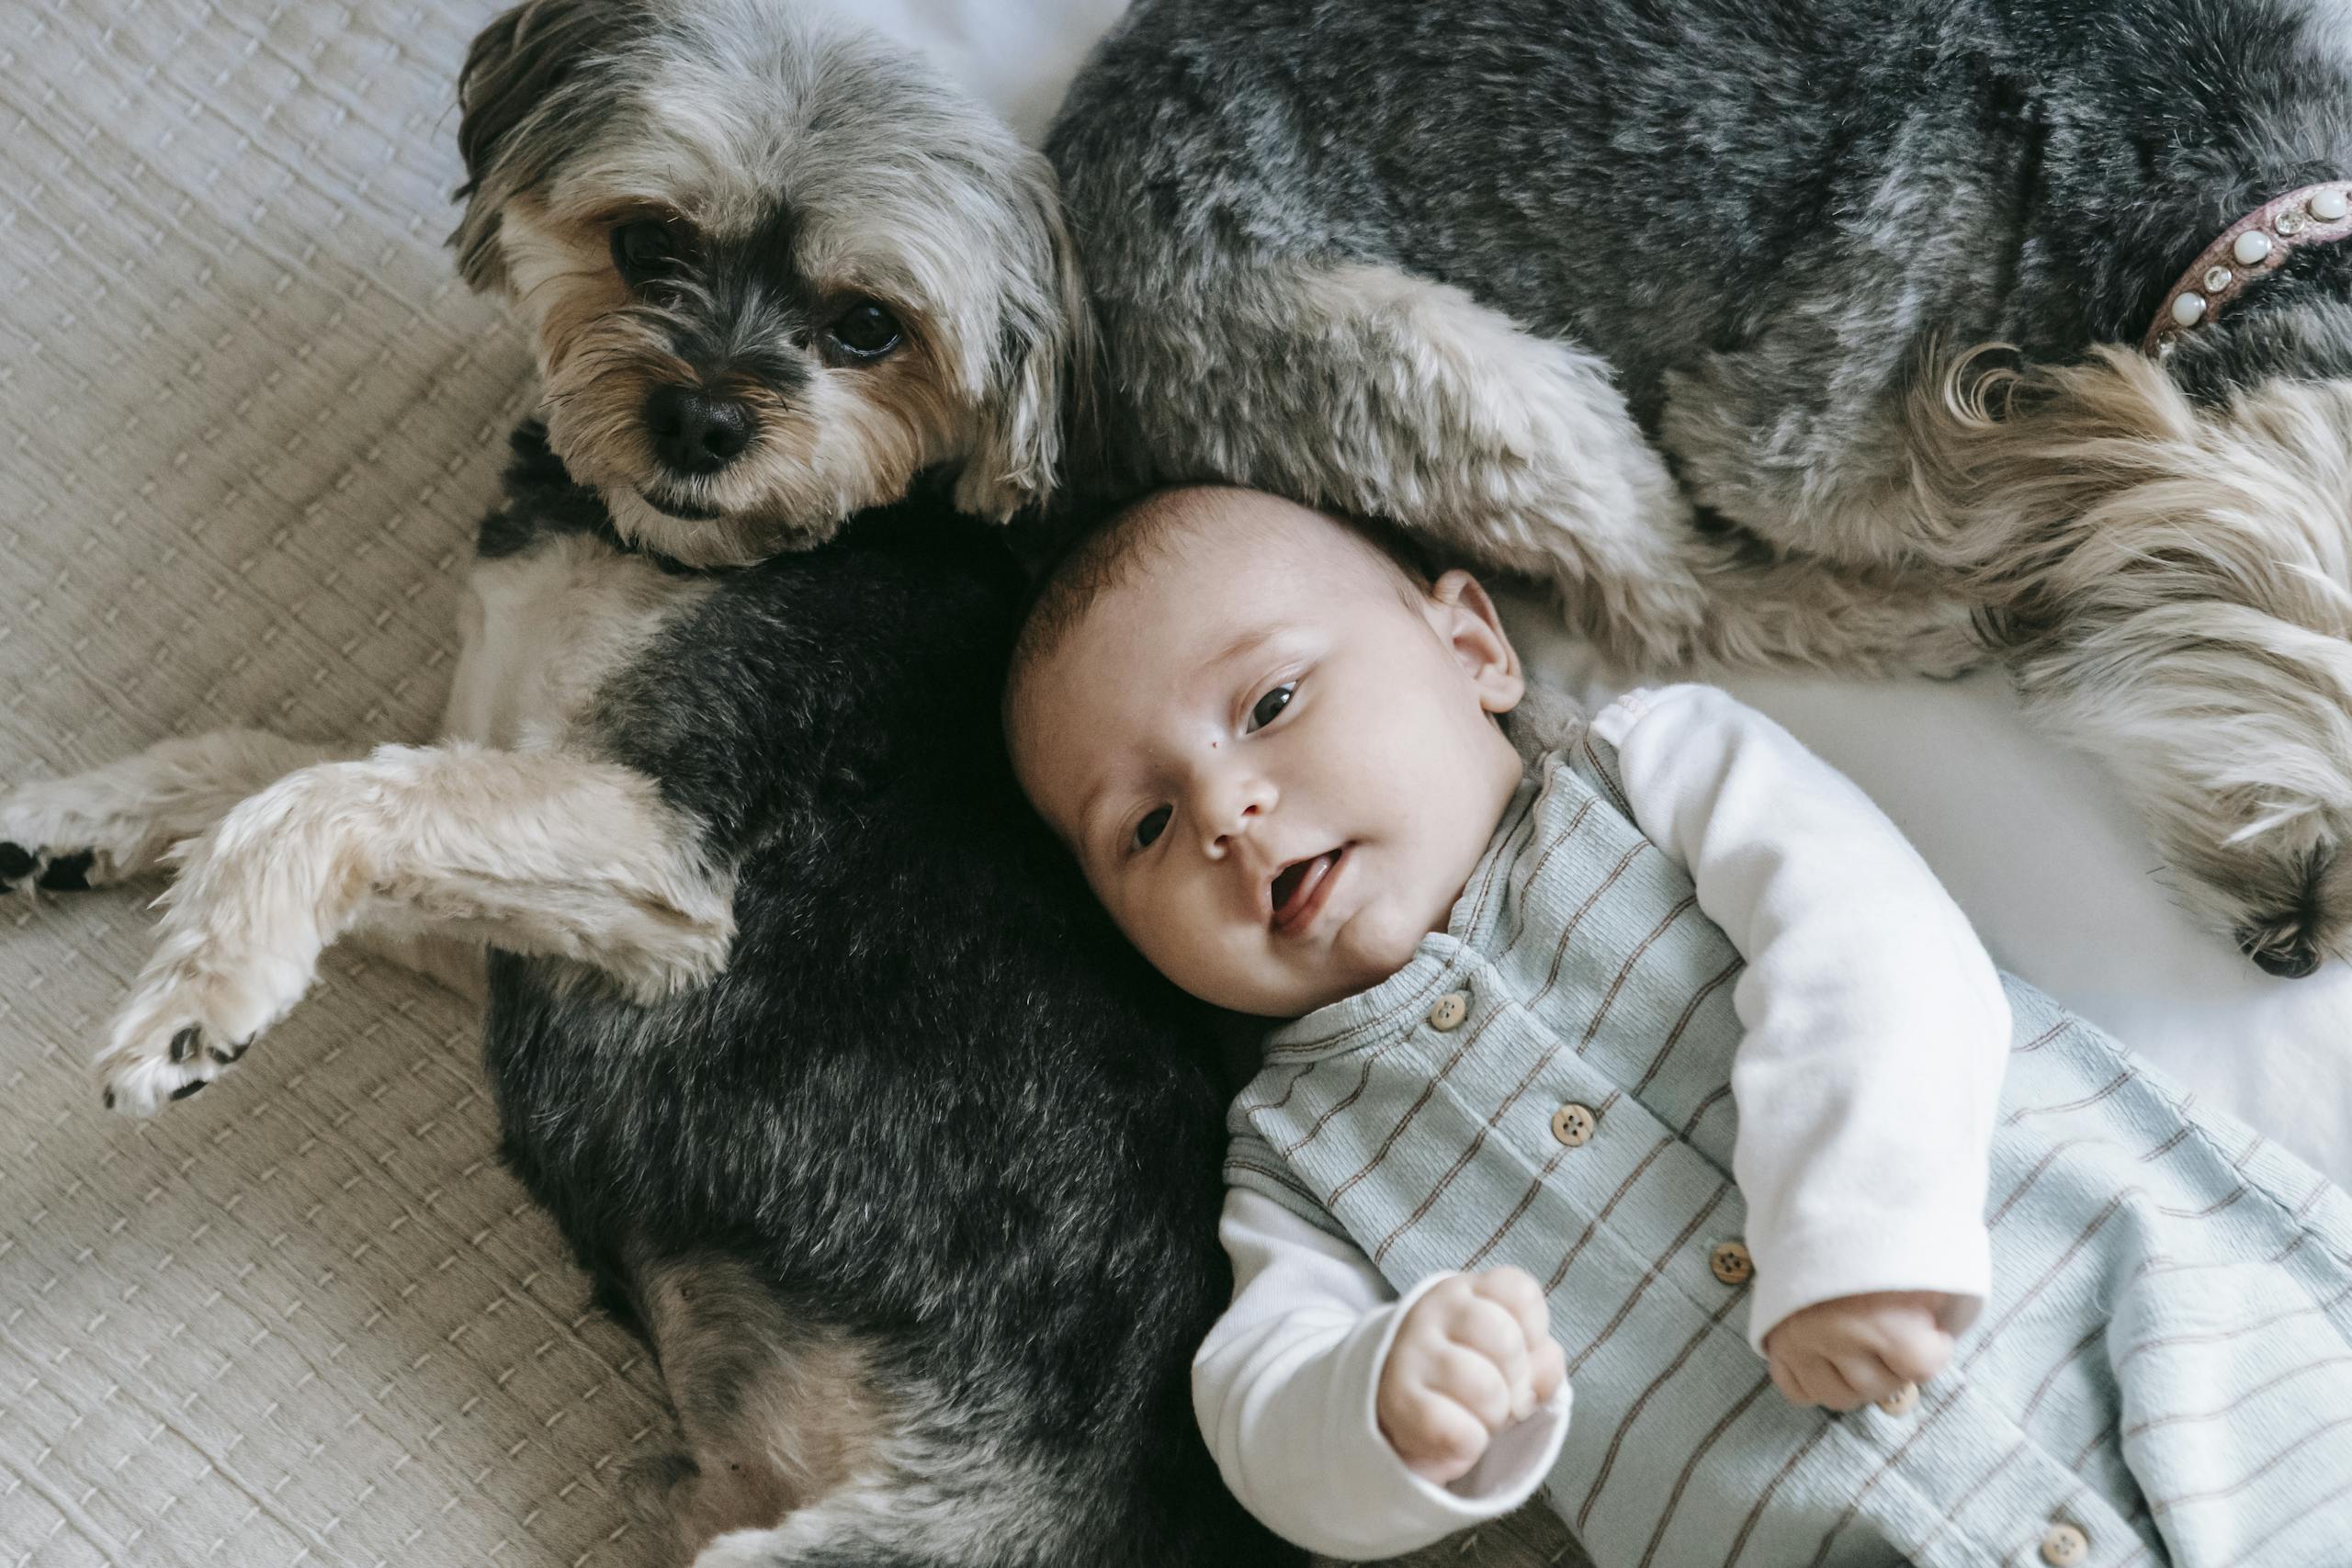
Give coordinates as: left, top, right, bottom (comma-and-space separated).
1376, 1269, 1567, 1483
1764, 1291, 1956, 1411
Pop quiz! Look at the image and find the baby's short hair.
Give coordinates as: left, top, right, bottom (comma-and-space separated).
1010, 486, 1433, 693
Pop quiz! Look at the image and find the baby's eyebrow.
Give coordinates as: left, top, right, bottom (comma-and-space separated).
1205, 626, 1280, 671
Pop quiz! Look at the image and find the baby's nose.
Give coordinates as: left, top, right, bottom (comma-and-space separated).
1204, 798, 1262, 856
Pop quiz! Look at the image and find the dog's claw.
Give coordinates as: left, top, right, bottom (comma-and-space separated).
169, 1026, 200, 1063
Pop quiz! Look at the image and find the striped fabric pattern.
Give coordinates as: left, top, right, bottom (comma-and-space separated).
1227, 730, 2352, 1568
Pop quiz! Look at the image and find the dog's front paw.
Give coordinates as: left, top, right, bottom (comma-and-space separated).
0, 777, 142, 897
2, 840, 102, 895
96, 950, 301, 1115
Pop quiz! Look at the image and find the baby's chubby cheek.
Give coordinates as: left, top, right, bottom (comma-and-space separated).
1106, 897, 1236, 996
1328, 902, 1435, 991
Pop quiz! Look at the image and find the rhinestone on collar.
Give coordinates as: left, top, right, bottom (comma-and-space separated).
2144, 182, 2352, 356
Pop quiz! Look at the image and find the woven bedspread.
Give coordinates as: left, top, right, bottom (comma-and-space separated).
5, 1, 2347, 1565
2, 2, 660, 1562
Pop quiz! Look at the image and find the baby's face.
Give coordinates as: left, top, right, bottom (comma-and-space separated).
1010, 491, 1526, 1017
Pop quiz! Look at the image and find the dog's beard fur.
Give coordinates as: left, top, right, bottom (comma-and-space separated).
1904, 345, 2352, 974
452, 0, 1083, 567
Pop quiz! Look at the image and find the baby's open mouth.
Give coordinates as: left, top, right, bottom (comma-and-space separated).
1271, 847, 1345, 933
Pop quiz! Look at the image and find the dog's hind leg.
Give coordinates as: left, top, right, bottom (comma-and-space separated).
0, 729, 362, 897
93, 742, 734, 1113
685, 1461, 1081, 1568
1094, 259, 1980, 676
625, 1255, 895, 1565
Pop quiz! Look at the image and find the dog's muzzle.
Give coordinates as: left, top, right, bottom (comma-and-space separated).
646, 384, 755, 476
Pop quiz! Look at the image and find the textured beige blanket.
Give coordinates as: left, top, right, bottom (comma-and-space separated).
1, 2, 666, 1562
6, 0, 2340, 1563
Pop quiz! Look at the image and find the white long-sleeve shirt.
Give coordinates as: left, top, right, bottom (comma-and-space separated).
1192, 685, 2011, 1559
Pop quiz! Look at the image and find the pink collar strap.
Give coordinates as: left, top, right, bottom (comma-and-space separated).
2143, 181, 2352, 355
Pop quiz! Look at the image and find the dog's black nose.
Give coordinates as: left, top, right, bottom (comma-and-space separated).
2238, 927, 2323, 978
645, 385, 753, 475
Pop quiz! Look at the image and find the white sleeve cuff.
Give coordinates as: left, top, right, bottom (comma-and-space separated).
1747, 1216, 1991, 1352
1316, 1274, 1573, 1559
1589, 685, 1679, 746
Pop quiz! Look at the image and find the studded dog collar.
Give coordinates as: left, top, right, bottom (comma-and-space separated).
2144, 181, 2352, 355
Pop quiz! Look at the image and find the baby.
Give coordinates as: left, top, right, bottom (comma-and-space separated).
1004, 488, 2352, 1568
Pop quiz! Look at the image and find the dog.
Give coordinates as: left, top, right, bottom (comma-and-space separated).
1048, 0, 2352, 978
0, 2, 1295, 1563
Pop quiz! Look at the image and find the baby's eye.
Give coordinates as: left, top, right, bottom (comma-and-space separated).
1248, 682, 1296, 732
1132, 806, 1171, 851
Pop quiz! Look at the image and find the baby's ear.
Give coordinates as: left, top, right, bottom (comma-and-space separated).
1430, 570, 1525, 716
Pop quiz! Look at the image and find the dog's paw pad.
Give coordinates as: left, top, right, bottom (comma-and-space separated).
158, 1020, 251, 1068
37, 850, 95, 891
99, 993, 263, 1116
99, 1043, 224, 1117
2, 841, 101, 897
99, 1039, 230, 1116
2240, 924, 2324, 978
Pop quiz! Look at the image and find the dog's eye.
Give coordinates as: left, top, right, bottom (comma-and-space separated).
826, 299, 903, 361
611, 220, 684, 288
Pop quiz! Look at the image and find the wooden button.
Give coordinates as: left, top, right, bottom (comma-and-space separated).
1708, 1240, 1753, 1285
1428, 991, 1470, 1032
2040, 1523, 2089, 1566
1876, 1382, 1919, 1416
1549, 1102, 1597, 1146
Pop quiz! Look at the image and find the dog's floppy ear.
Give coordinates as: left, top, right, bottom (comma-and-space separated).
450, 0, 639, 294
955, 158, 1095, 523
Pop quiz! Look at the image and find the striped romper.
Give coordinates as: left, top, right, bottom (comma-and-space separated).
1226, 723, 2352, 1568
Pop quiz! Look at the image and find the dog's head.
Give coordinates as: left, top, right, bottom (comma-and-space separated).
452, 0, 1085, 565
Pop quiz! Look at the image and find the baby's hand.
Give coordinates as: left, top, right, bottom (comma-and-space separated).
1764, 1291, 1956, 1411
1376, 1269, 1567, 1483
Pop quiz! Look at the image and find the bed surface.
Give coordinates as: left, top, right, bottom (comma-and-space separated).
2, 2, 2343, 1562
